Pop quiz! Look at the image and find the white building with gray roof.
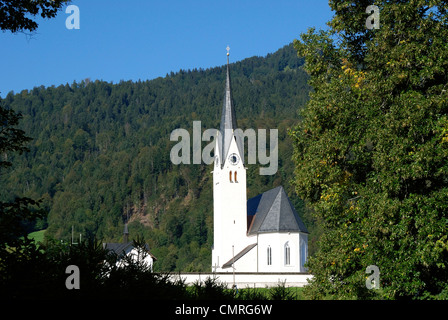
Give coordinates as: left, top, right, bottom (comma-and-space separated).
212, 50, 308, 273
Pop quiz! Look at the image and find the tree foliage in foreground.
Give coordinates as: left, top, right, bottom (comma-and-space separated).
0, 0, 70, 34
291, 0, 448, 299
0, 236, 299, 300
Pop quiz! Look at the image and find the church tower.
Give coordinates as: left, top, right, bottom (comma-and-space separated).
212, 47, 248, 272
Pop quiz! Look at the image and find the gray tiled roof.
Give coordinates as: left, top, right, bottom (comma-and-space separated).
103, 242, 134, 257
222, 243, 257, 269
247, 186, 308, 235
103, 242, 157, 260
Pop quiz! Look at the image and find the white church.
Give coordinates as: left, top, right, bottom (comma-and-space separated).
211, 50, 309, 273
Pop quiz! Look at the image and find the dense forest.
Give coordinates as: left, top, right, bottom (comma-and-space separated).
0, 43, 315, 272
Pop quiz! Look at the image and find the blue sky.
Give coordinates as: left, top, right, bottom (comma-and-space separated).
0, 0, 333, 98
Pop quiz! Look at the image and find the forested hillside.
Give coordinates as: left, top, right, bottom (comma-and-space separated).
0, 43, 313, 271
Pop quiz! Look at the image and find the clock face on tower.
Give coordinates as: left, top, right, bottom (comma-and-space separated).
228, 153, 239, 165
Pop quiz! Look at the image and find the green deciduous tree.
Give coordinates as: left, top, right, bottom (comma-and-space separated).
0, 0, 71, 34
291, 0, 448, 299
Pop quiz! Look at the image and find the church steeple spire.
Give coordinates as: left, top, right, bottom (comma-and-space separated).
218, 46, 244, 167
212, 46, 248, 273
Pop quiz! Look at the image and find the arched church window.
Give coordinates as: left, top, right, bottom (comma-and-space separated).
284, 242, 290, 265
234, 171, 238, 183
300, 238, 307, 270
267, 246, 272, 265
229, 171, 232, 182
